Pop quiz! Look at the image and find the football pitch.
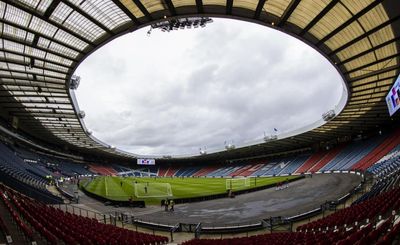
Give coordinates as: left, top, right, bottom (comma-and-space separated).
82, 176, 301, 204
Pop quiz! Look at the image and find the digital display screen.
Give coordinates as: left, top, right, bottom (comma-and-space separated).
137, 159, 156, 165
386, 75, 400, 116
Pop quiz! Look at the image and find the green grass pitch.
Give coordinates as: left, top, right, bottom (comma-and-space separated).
82, 175, 301, 205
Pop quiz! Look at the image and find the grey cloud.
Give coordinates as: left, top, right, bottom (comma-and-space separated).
74, 18, 343, 155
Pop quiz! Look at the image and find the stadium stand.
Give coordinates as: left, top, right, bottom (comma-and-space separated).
89, 164, 118, 176
112, 164, 132, 173
0, 0, 399, 243
308, 144, 347, 173
183, 187, 400, 245
158, 166, 169, 177
239, 163, 265, 177
165, 166, 181, 177
175, 166, 203, 177
251, 162, 273, 176
53, 161, 93, 177
0, 142, 63, 204
81, 134, 399, 179
297, 188, 400, 232
295, 151, 328, 174
319, 135, 386, 172
337, 136, 387, 171
183, 216, 400, 245
368, 146, 400, 178
192, 166, 220, 177
181, 142, 400, 244
0, 183, 168, 245
206, 165, 244, 177
257, 157, 299, 176
352, 129, 400, 171
278, 155, 310, 175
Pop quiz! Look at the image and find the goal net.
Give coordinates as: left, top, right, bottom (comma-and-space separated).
226, 177, 250, 190
134, 182, 173, 198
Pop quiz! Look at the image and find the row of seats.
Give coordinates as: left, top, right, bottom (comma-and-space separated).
0, 183, 168, 245
0, 207, 11, 243
354, 167, 400, 205
89, 164, 118, 176
297, 188, 400, 232
182, 217, 400, 245
0, 162, 47, 191
0, 189, 35, 243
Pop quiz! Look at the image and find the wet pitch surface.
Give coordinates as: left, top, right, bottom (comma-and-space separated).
75, 173, 362, 226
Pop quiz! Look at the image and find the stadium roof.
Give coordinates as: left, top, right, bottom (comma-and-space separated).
0, 0, 399, 161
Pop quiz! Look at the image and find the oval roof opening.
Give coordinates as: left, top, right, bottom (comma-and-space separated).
74, 18, 346, 156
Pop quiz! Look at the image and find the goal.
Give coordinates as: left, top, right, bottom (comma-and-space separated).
226, 177, 250, 190
134, 182, 173, 198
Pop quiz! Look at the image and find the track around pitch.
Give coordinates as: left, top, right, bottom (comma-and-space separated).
77, 173, 362, 226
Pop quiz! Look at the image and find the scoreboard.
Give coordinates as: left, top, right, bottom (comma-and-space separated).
386, 75, 400, 116
137, 159, 156, 165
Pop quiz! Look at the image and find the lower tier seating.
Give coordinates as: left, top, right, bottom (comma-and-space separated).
0, 183, 168, 245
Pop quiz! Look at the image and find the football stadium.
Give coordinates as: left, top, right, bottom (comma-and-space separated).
0, 0, 400, 244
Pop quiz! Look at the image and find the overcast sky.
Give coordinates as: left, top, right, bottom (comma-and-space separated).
74, 18, 344, 156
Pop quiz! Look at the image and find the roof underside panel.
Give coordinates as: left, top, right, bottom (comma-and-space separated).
0, 0, 398, 160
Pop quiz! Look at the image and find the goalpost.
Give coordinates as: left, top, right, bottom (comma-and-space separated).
225, 177, 251, 190
134, 182, 173, 198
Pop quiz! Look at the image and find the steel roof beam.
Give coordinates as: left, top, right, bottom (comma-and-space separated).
317, 0, 384, 47
0, 69, 67, 81
13, 112, 76, 117
344, 53, 399, 75
351, 75, 397, 91
0, 75, 65, 85
277, 0, 301, 27
349, 64, 400, 83
0, 94, 69, 99
226, 0, 233, 15
337, 36, 400, 66
60, 0, 113, 35
131, 0, 153, 21
195, 0, 204, 14
0, 48, 72, 70
0, 58, 68, 76
162, 0, 176, 16
299, 0, 340, 36
254, 0, 267, 19
110, 0, 141, 25
3, 0, 95, 47
328, 14, 400, 57
0, 19, 83, 55
43, 0, 61, 18
0, 36, 79, 62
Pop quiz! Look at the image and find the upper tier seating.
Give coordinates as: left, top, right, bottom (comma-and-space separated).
54, 161, 94, 176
